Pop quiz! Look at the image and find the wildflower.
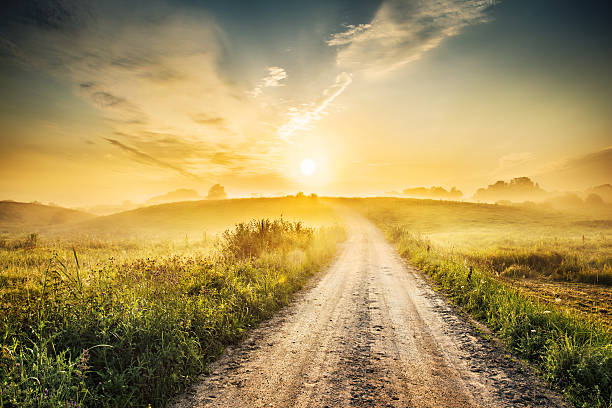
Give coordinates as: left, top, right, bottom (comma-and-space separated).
555, 298, 562, 303
77, 349, 91, 377
543, 310, 551, 314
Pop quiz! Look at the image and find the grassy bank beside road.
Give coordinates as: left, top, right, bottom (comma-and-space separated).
348, 198, 611, 408
1, 219, 345, 407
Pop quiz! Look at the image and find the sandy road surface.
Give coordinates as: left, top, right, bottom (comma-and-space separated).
174, 214, 566, 408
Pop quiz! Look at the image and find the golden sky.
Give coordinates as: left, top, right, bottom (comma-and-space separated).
0, 0, 611, 206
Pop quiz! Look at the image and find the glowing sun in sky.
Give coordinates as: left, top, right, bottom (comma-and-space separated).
300, 158, 316, 175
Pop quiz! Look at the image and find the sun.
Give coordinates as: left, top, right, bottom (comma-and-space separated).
300, 158, 316, 175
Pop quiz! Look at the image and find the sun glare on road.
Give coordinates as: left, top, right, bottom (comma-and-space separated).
300, 158, 316, 175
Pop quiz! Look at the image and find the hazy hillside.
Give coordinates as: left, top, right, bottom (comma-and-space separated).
62, 197, 340, 239
402, 186, 463, 200
585, 184, 612, 203
0, 201, 96, 233
343, 197, 612, 247
79, 201, 142, 216
145, 188, 202, 205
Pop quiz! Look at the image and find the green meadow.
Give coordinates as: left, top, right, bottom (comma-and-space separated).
2, 196, 612, 407
0, 198, 344, 407
346, 197, 612, 407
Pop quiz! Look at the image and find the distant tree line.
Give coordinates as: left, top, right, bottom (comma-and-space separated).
472, 177, 610, 209
473, 177, 546, 202
402, 186, 463, 200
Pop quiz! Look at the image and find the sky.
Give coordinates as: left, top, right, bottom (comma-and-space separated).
0, 0, 611, 206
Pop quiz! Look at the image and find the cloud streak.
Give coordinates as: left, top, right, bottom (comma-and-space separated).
493, 151, 535, 176
328, 0, 493, 76
104, 138, 200, 180
532, 146, 612, 190
277, 72, 352, 142
274, 0, 494, 143
250, 66, 287, 97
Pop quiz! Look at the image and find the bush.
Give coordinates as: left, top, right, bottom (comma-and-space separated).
501, 264, 533, 278
222, 219, 313, 259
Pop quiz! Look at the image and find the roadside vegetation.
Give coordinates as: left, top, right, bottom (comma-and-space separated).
348, 198, 612, 408
0, 219, 345, 407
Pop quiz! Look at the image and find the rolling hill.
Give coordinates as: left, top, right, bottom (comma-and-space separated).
0, 201, 96, 233
62, 197, 341, 239
145, 188, 202, 205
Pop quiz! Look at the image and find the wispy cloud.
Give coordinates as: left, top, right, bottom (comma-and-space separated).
533, 146, 612, 190
326, 24, 372, 46
273, 0, 494, 143
494, 151, 535, 174
2, 2, 287, 179
191, 114, 226, 127
250, 66, 287, 97
535, 146, 612, 176
328, 0, 493, 76
499, 152, 535, 166
277, 72, 352, 142
104, 138, 200, 180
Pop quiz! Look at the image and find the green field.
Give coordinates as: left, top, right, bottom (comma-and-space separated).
2, 196, 612, 407
345, 197, 612, 407
0, 198, 345, 407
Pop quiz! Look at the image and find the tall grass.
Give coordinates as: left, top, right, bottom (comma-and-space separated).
0, 233, 39, 250
384, 225, 611, 408
343, 197, 612, 286
344, 197, 612, 407
0, 219, 345, 407
222, 218, 313, 260
465, 247, 612, 285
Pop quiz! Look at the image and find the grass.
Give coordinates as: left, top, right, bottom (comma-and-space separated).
0, 201, 94, 234
344, 198, 612, 289
56, 196, 341, 240
346, 197, 611, 407
0, 219, 345, 407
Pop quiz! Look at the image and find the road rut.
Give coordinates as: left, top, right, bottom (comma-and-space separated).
174, 214, 566, 407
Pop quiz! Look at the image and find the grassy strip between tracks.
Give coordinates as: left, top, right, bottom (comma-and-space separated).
378, 225, 611, 408
1, 219, 345, 407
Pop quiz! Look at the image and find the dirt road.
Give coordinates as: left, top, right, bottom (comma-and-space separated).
174, 214, 566, 407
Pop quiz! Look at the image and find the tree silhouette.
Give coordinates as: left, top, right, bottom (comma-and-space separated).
207, 184, 227, 200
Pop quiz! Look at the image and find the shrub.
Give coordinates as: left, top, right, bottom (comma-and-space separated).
501, 264, 533, 278
222, 219, 313, 260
